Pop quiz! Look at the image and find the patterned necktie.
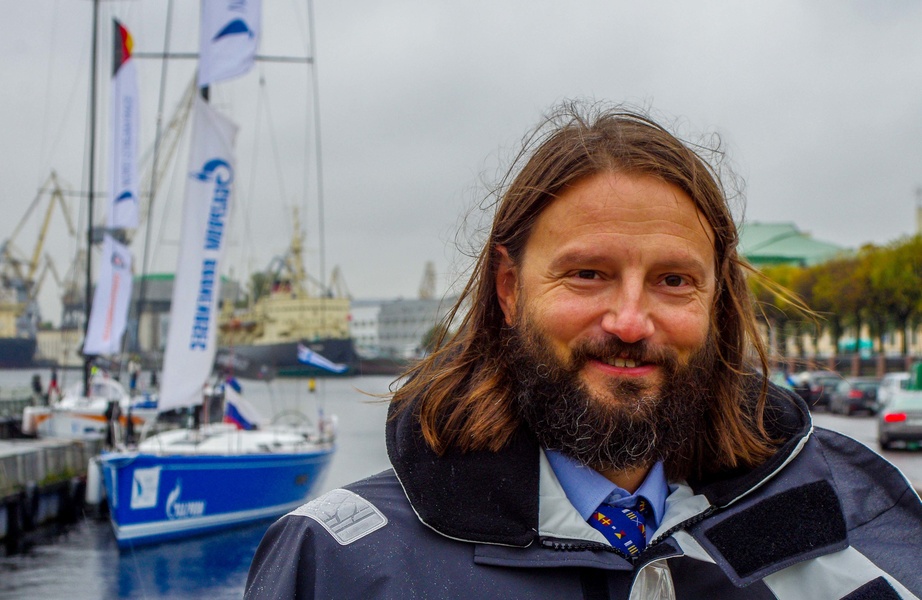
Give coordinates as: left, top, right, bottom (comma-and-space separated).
588, 496, 654, 559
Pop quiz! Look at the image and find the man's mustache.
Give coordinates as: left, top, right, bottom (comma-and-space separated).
569, 338, 680, 369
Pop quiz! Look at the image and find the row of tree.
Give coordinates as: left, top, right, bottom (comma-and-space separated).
749, 235, 922, 360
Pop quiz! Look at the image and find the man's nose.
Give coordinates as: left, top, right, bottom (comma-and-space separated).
599, 285, 654, 344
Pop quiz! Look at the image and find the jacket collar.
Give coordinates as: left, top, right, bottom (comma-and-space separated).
386, 379, 812, 547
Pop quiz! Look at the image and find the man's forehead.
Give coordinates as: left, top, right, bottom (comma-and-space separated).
534, 172, 717, 249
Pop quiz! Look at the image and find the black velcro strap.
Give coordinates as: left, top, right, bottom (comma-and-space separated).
579, 569, 610, 600
704, 480, 847, 578
840, 577, 901, 600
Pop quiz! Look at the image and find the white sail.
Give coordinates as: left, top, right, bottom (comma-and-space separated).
158, 95, 238, 412
83, 234, 133, 355
198, 0, 261, 88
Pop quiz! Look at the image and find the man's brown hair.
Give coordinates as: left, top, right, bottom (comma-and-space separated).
392, 102, 775, 480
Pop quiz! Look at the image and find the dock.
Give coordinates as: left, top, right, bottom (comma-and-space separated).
0, 433, 102, 552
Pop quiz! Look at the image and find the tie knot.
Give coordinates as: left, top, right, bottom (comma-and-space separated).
588, 498, 651, 558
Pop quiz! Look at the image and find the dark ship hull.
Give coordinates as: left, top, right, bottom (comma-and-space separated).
354, 354, 412, 377
215, 338, 359, 379
0, 337, 37, 368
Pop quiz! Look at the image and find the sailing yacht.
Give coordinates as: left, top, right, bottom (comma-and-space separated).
94, 376, 335, 547
91, 1, 337, 547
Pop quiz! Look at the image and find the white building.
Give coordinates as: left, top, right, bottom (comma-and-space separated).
349, 299, 384, 358
352, 296, 459, 359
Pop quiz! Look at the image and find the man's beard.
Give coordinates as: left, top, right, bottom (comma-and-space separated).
505, 315, 716, 475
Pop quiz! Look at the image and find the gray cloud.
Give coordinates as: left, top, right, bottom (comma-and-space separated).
3, 0, 921, 325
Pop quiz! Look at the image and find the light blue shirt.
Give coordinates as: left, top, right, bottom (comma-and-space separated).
545, 450, 668, 542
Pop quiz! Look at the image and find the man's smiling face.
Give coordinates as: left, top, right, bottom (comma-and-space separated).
496, 170, 717, 405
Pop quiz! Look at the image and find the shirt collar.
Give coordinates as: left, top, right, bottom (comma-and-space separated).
544, 450, 668, 529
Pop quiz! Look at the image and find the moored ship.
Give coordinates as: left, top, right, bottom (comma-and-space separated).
0, 288, 38, 368
215, 223, 357, 379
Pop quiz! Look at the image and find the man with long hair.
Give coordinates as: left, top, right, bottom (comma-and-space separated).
247, 103, 922, 599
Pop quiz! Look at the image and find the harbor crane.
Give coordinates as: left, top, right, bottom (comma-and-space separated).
0, 172, 78, 313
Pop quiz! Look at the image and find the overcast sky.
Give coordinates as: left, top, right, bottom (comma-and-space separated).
3, 0, 922, 326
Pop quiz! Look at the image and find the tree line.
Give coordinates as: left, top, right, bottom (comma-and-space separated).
748, 234, 922, 362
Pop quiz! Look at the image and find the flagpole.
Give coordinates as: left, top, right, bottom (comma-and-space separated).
306, 0, 332, 405
83, 0, 100, 397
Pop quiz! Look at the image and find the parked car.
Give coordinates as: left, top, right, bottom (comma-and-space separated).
794, 371, 842, 410
877, 371, 910, 409
877, 389, 922, 450
827, 376, 881, 416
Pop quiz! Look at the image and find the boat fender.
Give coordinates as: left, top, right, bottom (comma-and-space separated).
21, 407, 38, 435
85, 458, 103, 505
287, 488, 388, 545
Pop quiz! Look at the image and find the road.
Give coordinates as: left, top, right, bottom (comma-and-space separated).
812, 411, 922, 493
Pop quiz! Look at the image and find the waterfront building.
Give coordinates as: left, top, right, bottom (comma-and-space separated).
376, 296, 458, 359
349, 299, 384, 358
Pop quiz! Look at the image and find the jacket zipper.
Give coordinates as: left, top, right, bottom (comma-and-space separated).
541, 538, 631, 561
539, 504, 719, 564
648, 504, 718, 548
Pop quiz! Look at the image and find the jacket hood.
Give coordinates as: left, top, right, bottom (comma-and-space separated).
386, 377, 812, 547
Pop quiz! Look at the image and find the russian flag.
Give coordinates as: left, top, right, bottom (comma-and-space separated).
222, 381, 265, 430
224, 401, 256, 430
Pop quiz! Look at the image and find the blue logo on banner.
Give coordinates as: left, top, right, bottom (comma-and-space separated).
213, 19, 254, 41
189, 158, 233, 351
194, 159, 233, 184
115, 190, 135, 204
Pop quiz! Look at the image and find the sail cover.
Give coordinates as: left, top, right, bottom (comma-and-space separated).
198, 0, 261, 88
83, 235, 133, 355
159, 96, 238, 411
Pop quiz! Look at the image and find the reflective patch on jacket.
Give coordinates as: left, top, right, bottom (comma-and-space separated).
289, 488, 388, 545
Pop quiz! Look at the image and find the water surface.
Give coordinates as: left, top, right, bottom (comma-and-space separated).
0, 372, 394, 599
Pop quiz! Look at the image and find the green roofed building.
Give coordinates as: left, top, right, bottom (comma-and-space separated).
739, 222, 845, 268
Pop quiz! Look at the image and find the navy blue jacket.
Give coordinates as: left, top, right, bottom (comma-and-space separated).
246, 383, 922, 599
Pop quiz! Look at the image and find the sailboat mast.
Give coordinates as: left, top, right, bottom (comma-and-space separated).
83, 0, 100, 396
307, 0, 327, 307
136, 0, 175, 370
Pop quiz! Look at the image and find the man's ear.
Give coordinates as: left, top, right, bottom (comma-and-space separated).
495, 245, 518, 326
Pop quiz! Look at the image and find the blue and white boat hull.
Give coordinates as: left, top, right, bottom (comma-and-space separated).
97, 427, 334, 547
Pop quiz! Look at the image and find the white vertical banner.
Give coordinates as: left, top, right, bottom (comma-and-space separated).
198, 0, 261, 88
83, 235, 133, 356
159, 96, 238, 412
108, 20, 140, 229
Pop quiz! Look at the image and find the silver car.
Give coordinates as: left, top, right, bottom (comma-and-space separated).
877, 371, 910, 410
877, 390, 922, 450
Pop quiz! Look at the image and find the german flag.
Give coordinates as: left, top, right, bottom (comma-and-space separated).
112, 19, 134, 76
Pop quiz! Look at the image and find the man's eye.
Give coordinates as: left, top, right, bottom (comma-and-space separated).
576, 270, 597, 279
663, 274, 685, 287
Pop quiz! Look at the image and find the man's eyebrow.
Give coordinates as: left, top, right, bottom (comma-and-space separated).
547, 250, 711, 273
651, 257, 711, 274
546, 250, 611, 269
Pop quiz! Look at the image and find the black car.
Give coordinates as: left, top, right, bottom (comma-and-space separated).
828, 376, 881, 416
794, 371, 842, 411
